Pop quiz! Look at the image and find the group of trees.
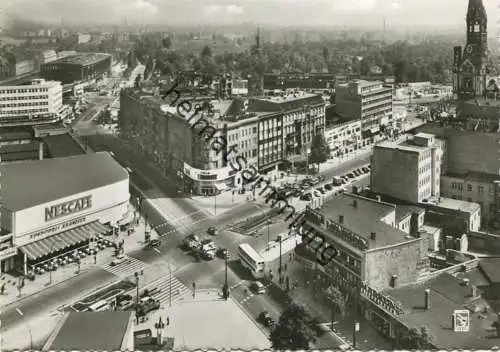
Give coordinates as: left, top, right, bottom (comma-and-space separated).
271, 301, 433, 350
126, 33, 458, 84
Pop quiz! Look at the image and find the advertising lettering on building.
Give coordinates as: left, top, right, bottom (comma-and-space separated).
45, 195, 92, 222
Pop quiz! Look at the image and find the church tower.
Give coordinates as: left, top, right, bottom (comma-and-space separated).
453, 0, 488, 99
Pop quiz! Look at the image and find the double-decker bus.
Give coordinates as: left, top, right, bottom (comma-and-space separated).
237, 243, 265, 278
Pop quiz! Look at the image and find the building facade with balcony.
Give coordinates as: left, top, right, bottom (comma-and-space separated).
335, 80, 393, 142
0, 79, 63, 126
371, 133, 443, 204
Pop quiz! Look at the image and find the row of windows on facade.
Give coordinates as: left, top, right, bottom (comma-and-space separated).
418, 175, 436, 188
282, 109, 324, 123
0, 95, 51, 101
362, 103, 392, 114
361, 96, 392, 107
451, 182, 491, 196
0, 108, 50, 115
1, 102, 50, 108
0, 88, 50, 94
419, 162, 433, 175
330, 127, 362, 140
419, 187, 432, 200
361, 93, 392, 104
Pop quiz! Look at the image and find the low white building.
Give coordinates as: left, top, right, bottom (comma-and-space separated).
325, 119, 364, 157
0, 152, 131, 274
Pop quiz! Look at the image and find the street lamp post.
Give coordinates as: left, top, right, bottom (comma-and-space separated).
223, 252, 229, 300
267, 220, 271, 251
134, 272, 140, 323
277, 235, 283, 284
168, 264, 172, 307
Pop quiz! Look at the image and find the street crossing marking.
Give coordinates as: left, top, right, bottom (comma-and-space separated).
147, 275, 192, 305
101, 255, 147, 278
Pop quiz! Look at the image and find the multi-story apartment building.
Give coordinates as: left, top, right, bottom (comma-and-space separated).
335, 79, 392, 142
371, 133, 443, 204
120, 88, 326, 194
0, 79, 63, 126
440, 172, 500, 227
298, 193, 428, 294
325, 119, 363, 157
248, 93, 326, 171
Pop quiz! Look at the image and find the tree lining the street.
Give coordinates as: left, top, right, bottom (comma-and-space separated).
270, 303, 317, 350
308, 133, 331, 170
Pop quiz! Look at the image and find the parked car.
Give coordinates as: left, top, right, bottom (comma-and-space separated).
300, 193, 312, 201
362, 167, 370, 173
324, 184, 333, 191
111, 254, 126, 266
207, 226, 217, 236
347, 173, 355, 179
316, 187, 326, 195
257, 311, 275, 328
353, 170, 361, 176
251, 281, 266, 294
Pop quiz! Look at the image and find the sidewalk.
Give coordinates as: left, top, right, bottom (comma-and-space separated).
265, 258, 393, 350
1, 212, 154, 307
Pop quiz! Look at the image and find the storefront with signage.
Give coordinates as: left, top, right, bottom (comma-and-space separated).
0, 152, 130, 274
183, 162, 238, 195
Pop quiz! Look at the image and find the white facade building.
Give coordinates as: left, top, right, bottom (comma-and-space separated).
0, 152, 130, 274
0, 79, 63, 124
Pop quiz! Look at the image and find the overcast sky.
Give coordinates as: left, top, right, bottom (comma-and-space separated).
3, 0, 499, 28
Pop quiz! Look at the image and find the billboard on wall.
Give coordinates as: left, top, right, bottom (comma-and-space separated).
13, 179, 129, 242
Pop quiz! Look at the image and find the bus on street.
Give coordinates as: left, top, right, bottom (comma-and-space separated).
237, 243, 265, 279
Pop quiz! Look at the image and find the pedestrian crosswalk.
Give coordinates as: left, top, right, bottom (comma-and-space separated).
101, 255, 147, 278
153, 210, 210, 237
146, 275, 192, 305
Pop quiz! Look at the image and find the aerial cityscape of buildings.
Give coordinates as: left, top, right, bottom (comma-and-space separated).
1, 0, 500, 350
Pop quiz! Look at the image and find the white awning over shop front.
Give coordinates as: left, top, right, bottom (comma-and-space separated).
20, 221, 110, 261
118, 211, 135, 226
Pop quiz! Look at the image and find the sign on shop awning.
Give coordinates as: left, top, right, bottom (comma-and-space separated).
20, 221, 110, 261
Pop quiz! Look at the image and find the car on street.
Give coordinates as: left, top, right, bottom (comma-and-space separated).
324, 184, 333, 191
117, 299, 134, 311
207, 226, 217, 236
146, 239, 160, 249
250, 281, 266, 294
347, 173, 355, 179
216, 247, 230, 259
183, 234, 200, 250
257, 311, 275, 328
362, 166, 370, 173
111, 254, 126, 266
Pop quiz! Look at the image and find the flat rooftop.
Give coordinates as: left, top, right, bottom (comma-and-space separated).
444, 171, 500, 184
44, 311, 133, 350
165, 294, 271, 350
375, 138, 433, 153
2, 151, 128, 212
318, 193, 411, 249
48, 52, 111, 66
384, 272, 499, 349
254, 92, 319, 103
424, 197, 481, 214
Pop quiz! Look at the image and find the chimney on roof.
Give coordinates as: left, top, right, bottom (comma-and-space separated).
376, 195, 381, 203
338, 215, 344, 224
370, 232, 376, 240
352, 200, 358, 208
424, 289, 430, 310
